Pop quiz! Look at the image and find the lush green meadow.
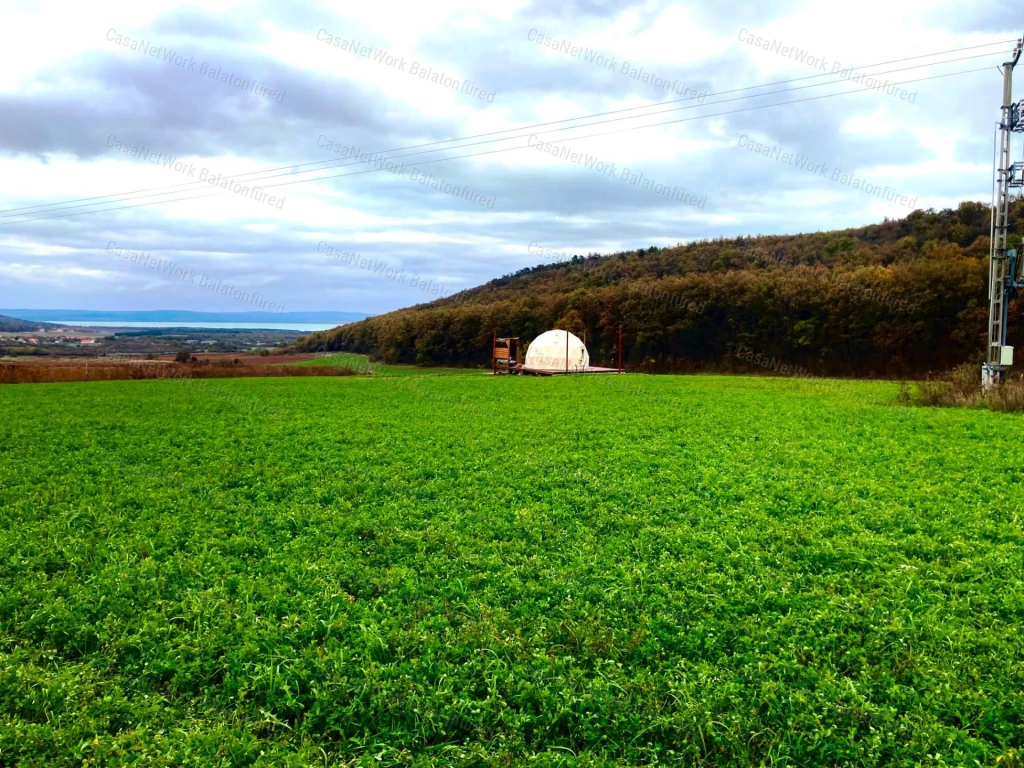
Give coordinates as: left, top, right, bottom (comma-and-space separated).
0, 374, 1022, 767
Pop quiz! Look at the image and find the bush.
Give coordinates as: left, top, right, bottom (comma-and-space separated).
900, 364, 1024, 412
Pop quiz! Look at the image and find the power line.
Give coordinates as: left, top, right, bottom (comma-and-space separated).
6, 51, 1002, 220
0, 66, 993, 226
3, 50, 1003, 221
0, 53, 1006, 223
255, 67, 998, 190
0, 40, 1012, 218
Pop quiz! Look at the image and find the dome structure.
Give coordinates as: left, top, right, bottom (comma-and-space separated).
523, 329, 590, 372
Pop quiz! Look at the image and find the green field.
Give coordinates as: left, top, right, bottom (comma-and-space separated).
0, 374, 1022, 767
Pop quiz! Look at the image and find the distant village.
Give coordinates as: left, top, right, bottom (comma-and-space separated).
0, 323, 307, 359
0, 328, 98, 346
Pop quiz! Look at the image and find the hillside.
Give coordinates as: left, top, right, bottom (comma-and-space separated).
295, 201, 1024, 377
0, 314, 58, 332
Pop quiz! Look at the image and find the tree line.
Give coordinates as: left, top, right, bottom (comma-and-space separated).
294, 201, 1023, 377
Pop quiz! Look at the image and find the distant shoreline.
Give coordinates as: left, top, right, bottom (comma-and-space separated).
36, 321, 339, 332
0, 309, 367, 325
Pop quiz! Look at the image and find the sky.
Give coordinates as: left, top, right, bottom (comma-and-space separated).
0, 0, 1020, 316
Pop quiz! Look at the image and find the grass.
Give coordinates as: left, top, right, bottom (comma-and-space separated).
0, 374, 1022, 766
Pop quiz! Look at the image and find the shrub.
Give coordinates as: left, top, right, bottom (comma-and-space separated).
900, 364, 1024, 412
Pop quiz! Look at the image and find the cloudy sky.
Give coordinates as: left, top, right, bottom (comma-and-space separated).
0, 0, 1019, 316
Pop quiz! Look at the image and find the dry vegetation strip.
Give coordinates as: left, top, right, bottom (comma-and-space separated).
899, 364, 1024, 412
0, 361, 361, 384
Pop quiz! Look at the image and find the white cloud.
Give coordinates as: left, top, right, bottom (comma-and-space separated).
0, 0, 1016, 313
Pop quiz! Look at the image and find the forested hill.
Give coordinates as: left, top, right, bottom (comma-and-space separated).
295, 201, 1024, 377
0, 314, 58, 332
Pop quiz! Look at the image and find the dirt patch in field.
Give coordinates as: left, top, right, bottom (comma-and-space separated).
155, 353, 320, 365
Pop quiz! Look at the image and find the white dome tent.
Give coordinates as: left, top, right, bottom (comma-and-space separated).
523, 329, 590, 373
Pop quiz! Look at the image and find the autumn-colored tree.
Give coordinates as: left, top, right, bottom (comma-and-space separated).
295, 202, 1022, 377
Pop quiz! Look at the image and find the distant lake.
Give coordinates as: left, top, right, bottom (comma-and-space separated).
47, 321, 338, 332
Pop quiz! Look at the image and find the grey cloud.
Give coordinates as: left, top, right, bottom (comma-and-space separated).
0, 44, 452, 162
149, 7, 264, 41
523, 0, 667, 22
688, 0, 803, 34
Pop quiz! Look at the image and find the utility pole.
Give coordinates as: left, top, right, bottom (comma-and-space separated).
984, 37, 1024, 388
618, 326, 623, 374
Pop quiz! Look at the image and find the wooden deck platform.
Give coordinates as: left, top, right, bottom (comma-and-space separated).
516, 365, 622, 376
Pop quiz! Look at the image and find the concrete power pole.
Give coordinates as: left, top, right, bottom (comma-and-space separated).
983, 37, 1024, 388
